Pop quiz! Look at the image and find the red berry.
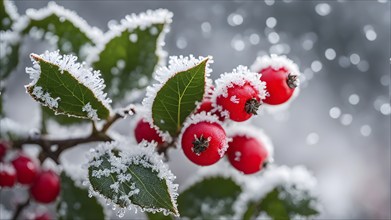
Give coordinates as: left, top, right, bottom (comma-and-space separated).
134, 119, 163, 144
0, 163, 16, 187
260, 66, 298, 105
30, 170, 60, 204
195, 100, 225, 121
227, 135, 269, 174
216, 82, 261, 122
0, 141, 7, 161
12, 155, 38, 185
181, 121, 227, 166
34, 213, 51, 220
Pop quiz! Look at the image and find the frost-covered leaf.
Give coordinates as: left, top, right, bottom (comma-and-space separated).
57, 172, 105, 220
87, 9, 172, 103
21, 2, 102, 60
0, 31, 20, 79
87, 141, 179, 217
142, 56, 212, 136
235, 166, 319, 220
243, 187, 319, 220
146, 211, 173, 220
178, 176, 241, 219
25, 51, 112, 120
1, 0, 19, 31
41, 105, 87, 126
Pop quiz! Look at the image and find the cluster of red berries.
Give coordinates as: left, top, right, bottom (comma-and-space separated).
0, 142, 60, 206
134, 55, 299, 175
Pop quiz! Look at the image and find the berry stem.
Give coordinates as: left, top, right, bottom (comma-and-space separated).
11, 197, 30, 220
287, 73, 299, 89
192, 135, 210, 155
245, 98, 261, 115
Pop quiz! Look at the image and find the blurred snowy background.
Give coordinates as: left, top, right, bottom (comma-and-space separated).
3, 0, 390, 219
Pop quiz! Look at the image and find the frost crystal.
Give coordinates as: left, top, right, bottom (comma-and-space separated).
232, 165, 318, 219
211, 65, 267, 116
0, 30, 20, 60
25, 50, 112, 117
31, 86, 60, 109
142, 55, 214, 142
82, 103, 99, 120
85, 141, 179, 217
4, 0, 19, 21
86, 9, 173, 67
21, 2, 102, 44
226, 123, 274, 161
178, 112, 229, 158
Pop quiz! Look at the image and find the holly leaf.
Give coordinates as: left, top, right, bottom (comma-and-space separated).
25, 51, 112, 120
242, 186, 319, 220
22, 2, 101, 60
87, 142, 179, 217
146, 211, 173, 220
0, 32, 20, 80
178, 176, 242, 219
145, 57, 209, 136
89, 9, 172, 103
57, 172, 105, 220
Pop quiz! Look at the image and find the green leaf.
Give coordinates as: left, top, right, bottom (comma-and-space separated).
150, 58, 209, 136
178, 176, 242, 219
41, 105, 87, 126
25, 51, 111, 120
243, 186, 319, 220
87, 143, 179, 216
90, 10, 171, 103
22, 2, 100, 60
57, 172, 105, 220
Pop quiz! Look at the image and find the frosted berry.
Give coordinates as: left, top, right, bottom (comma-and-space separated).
216, 82, 261, 122
260, 66, 298, 105
195, 100, 225, 121
34, 213, 51, 220
0, 141, 7, 161
0, 163, 16, 187
226, 135, 269, 174
30, 170, 60, 204
12, 155, 38, 185
134, 119, 163, 144
181, 121, 227, 166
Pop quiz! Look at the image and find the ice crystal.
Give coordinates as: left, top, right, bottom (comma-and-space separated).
25, 50, 112, 115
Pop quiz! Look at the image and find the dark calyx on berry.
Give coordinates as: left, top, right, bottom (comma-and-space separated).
245, 98, 261, 115
287, 73, 299, 89
192, 134, 210, 155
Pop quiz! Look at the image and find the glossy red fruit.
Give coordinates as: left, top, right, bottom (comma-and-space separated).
181, 121, 227, 166
0, 142, 7, 161
260, 66, 298, 105
34, 213, 51, 220
12, 155, 38, 185
30, 170, 60, 204
0, 163, 16, 187
216, 82, 261, 122
134, 119, 163, 144
195, 100, 225, 121
227, 135, 269, 174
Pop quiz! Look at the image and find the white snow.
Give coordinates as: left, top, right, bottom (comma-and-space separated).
0, 30, 20, 60
211, 65, 267, 116
25, 50, 112, 118
177, 112, 229, 158
232, 165, 318, 219
20, 2, 102, 44
31, 86, 60, 109
82, 103, 99, 120
0, 118, 31, 140
226, 123, 274, 161
0, 163, 16, 175
142, 55, 213, 140
86, 141, 179, 217
86, 8, 173, 68
3, 0, 19, 21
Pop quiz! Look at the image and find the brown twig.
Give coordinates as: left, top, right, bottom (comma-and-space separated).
11, 197, 30, 220
11, 106, 136, 164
